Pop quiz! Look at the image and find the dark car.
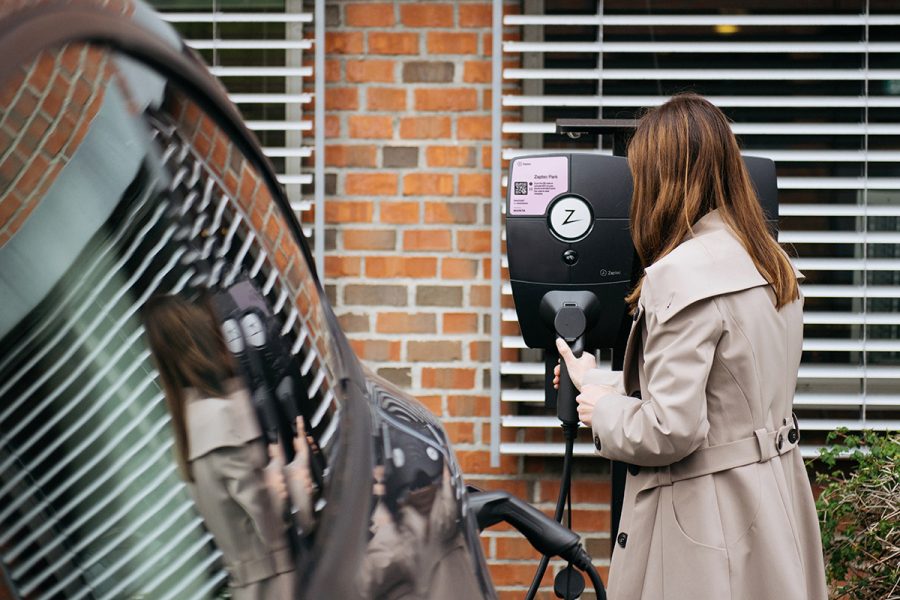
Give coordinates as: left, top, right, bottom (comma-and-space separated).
0, 3, 610, 599
0, 1, 495, 598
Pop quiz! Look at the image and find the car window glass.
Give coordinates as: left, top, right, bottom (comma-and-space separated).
0, 40, 337, 598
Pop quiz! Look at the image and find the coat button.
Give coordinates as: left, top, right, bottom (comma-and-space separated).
593, 435, 602, 451
776, 434, 783, 451
788, 429, 799, 444
617, 533, 628, 548
627, 463, 641, 476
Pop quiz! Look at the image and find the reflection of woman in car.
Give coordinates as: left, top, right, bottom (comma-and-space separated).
143, 294, 295, 600
556, 94, 827, 599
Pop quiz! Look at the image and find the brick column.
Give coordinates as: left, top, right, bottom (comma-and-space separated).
320, 1, 494, 444
317, 3, 610, 597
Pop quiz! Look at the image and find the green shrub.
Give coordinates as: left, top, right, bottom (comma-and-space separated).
814, 429, 899, 600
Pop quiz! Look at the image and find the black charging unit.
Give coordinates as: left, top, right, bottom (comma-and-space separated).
506, 119, 780, 600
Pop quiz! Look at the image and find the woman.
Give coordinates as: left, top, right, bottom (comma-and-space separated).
143, 294, 295, 599
556, 94, 827, 599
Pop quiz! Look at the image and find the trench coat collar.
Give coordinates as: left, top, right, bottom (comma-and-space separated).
641, 209, 804, 324
183, 380, 262, 460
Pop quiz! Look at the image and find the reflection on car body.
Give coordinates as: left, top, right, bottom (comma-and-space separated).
0, 1, 496, 598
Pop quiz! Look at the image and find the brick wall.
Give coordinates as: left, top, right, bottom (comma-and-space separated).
0, 45, 114, 247
318, 3, 611, 598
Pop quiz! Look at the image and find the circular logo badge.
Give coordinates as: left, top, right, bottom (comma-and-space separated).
548, 195, 593, 241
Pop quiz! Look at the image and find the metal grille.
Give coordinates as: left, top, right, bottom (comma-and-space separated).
490, 1, 900, 462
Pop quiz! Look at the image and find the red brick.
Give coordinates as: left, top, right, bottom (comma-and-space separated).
540, 480, 611, 504
348, 115, 393, 138
426, 146, 476, 167
458, 116, 492, 139
496, 537, 541, 560
463, 60, 492, 83
380, 201, 420, 224
325, 144, 377, 167
444, 312, 478, 333
427, 32, 478, 54
459, 4, 492, 27
368, 32, 419, 55
469, 341, 490, 362
470, 284, 490, 307
404, 173, 453, 196
442, 421, 475, 444
0, 196, 22, 228
325, 201, 374, 223
343, 229, 396, 250
424, 201, 477, 224
408, 340, 462, 362
376, 312, 437, 334
367, 87, 406, 111
399, 116, 451, 139
442, 258, 478, 279
458, 173, 491, 196
324, 256, 362, 277
447, 394, 490, 417
403, 229, 452, 251
325, 86, 359, 110
422, 367, 475, 389
325, 32, 364, 54
346, 59, 395, 82
458, 230, 491, 252
569, 509, 611, 532
414, 88, 477, 111
323, 114, 340, 137
263, 213, 281, 246
455, 449, 517, 473
417, 394, 443, 416
345, 172, 398, 195
400, 4, 453, 27
325, 59, 341, 82
17, 155, 49, 192
349, 339, 401, 361
367, 256, 437, 278
481, 145, 492, 168
345, 3, 395, 27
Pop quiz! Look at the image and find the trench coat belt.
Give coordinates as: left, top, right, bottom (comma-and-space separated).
641, 418, 801, 491
228, 545, 293, 586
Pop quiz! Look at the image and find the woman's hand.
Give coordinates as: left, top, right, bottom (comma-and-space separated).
554, 338, 597, 391
285, 416, 316, 532
264, 442, 288, 503
576, 383, 617, 427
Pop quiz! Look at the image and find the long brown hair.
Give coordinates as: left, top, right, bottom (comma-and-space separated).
625, 93, 799, 310
142, 293, 237, 481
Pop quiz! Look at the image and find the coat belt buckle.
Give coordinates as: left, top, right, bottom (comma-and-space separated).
775, 415, 801, 455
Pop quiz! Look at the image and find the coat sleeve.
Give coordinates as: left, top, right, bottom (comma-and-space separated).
591, 277, 723, 467
221, 443, 292, 552
582, 368, 625, 394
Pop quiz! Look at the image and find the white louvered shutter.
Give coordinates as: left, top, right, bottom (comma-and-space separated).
495, 3, 900, 459
156, 1, 318, 232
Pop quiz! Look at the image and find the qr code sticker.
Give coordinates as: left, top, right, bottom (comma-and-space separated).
513, 181, 528, 195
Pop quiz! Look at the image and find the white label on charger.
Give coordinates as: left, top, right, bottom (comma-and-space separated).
549, 196, 592, 240
509, 156, 569, 216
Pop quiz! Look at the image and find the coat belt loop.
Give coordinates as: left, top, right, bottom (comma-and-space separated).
753, 428, 770, 462
657, 465, 673, 487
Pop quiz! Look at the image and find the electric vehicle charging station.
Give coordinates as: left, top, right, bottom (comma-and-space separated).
505, 119, 781, 598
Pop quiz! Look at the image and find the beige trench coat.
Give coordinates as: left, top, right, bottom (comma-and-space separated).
585, 210, 827, 600
184, 383, 295, 600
